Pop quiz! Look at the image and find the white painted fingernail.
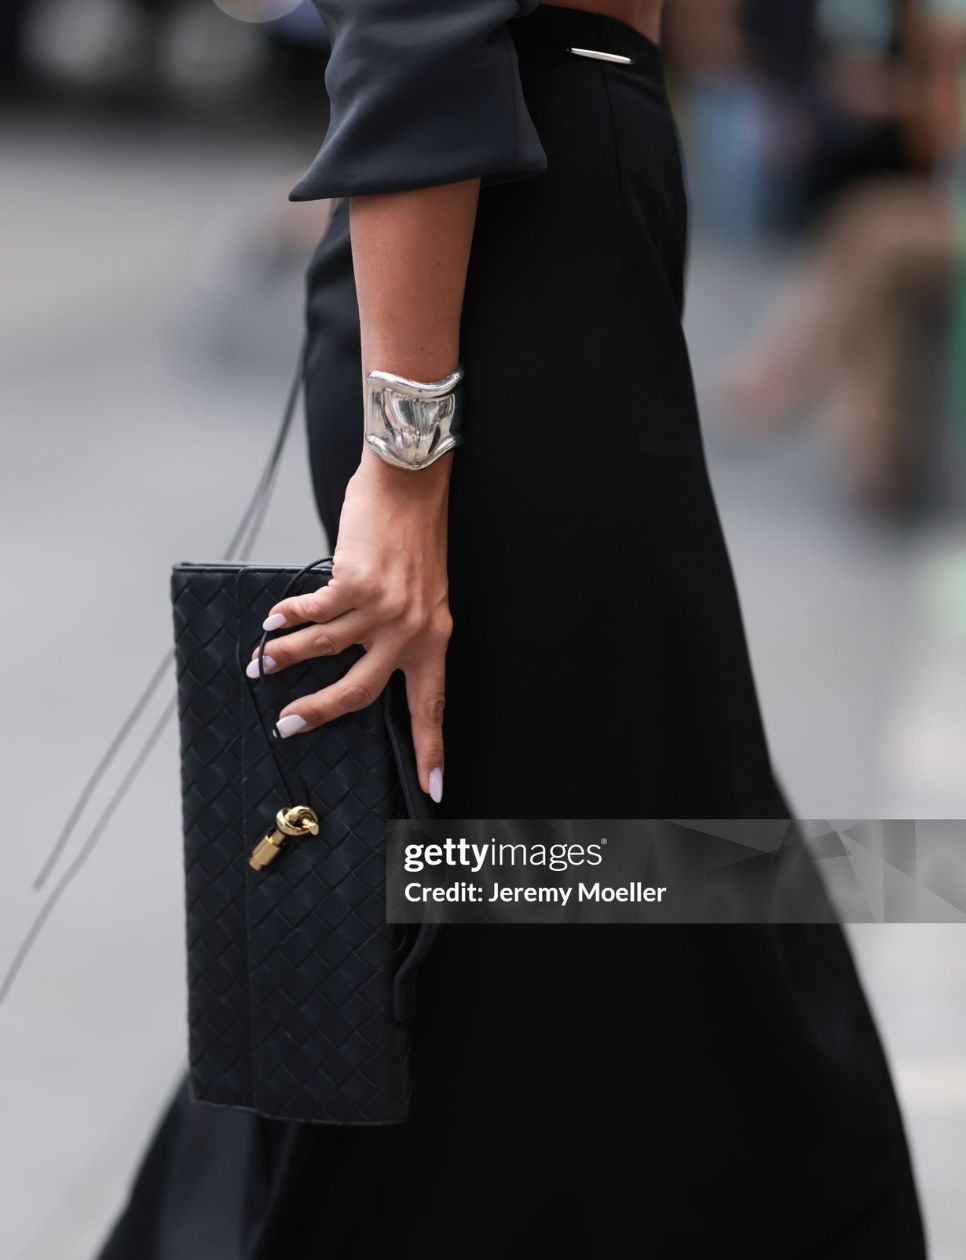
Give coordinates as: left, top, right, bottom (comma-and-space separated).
276, 714, 308, 738
245, 655, 277, 679
429, 767, 443, 804
263, 613, 287, 631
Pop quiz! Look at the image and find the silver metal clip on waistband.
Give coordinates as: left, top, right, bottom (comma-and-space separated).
567, 46, 634, 64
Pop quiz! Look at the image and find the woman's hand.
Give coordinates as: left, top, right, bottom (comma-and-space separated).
249, 447, 453, 803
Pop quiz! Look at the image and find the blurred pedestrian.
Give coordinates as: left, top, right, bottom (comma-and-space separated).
723, 0, 965, 512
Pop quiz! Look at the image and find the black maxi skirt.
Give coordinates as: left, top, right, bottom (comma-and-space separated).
98, 9, 925, 1258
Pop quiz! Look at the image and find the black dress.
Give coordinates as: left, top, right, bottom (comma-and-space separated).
98, 6, 926, 1256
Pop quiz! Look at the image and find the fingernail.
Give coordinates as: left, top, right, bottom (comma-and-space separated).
245, 655, 277, 680
263, 613, 287, 631
276, 714, 308, 738
429, 767, 443, 804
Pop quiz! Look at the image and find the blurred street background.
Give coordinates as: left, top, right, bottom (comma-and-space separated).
1, 0, 965, 1256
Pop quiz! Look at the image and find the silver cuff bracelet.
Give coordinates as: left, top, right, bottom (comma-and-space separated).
365, 366, 464, 471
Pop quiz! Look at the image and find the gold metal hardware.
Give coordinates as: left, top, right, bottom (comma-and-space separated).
249, 804, 320, 870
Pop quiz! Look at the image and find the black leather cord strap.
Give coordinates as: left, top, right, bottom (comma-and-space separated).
240, 556, 335, 807
0, 341, 308, 1002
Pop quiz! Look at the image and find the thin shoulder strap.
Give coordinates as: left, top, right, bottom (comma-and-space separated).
0, 341, 307, 1002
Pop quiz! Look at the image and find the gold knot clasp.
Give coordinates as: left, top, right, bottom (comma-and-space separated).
249, 804, 320, 870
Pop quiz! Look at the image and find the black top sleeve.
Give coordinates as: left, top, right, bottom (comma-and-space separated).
289, 0, 546, 201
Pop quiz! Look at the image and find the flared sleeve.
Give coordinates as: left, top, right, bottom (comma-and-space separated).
289, 0, 546, 201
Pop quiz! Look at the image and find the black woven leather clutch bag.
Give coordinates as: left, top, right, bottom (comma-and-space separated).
171, 559, 437, 1125
0, 351, 435, 1123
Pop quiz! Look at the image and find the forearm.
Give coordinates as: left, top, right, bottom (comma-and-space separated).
350, 177, 480, 414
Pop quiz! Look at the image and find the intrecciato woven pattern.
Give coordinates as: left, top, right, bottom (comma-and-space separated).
172, 562, 429, 1125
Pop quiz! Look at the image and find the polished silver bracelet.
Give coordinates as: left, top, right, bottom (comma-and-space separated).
365, 366, 464, 471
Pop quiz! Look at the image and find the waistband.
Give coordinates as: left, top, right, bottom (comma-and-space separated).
510, 4, 664, 82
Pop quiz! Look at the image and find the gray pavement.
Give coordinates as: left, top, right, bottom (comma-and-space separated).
0, 113, 963, 1259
